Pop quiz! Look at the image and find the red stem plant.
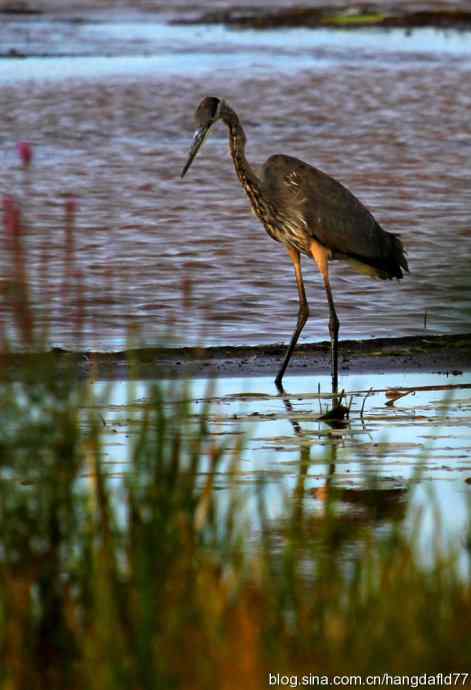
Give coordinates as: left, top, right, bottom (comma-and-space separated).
16, 141, 33, 169
2, 195, 33, 347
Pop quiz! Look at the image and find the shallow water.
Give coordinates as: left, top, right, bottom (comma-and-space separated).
0, 17, 471, 349
94, 370, 471, 566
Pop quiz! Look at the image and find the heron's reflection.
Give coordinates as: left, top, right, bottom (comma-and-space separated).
275, 383, 407, 537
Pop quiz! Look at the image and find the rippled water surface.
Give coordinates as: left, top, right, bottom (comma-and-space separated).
1, 15, 470, 349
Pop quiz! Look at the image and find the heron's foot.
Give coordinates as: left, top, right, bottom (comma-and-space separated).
319, 401, 349, 429
320, 402, 348, 421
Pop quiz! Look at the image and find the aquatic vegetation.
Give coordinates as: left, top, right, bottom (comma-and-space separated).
325, 11, 386, 27
0, 351, 471, 688
182, 6, 471, 31
16, 142, 33, 169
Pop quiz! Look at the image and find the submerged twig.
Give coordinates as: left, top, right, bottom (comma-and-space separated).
360, 387, 374, 419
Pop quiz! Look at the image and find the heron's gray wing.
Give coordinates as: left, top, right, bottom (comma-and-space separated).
261, 154, 394, 263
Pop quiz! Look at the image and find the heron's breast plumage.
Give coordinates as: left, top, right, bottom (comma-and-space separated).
242, 176, 313, 254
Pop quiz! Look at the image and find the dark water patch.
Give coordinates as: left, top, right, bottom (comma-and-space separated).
0, 2, 42, 14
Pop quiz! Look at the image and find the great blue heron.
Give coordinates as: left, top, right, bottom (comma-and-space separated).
181, 97, 408, 392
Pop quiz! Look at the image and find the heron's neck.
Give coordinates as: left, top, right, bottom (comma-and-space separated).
222, 107, 261, 194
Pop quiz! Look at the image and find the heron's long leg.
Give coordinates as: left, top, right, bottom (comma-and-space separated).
323, 275, 339, 394
275, 246, 309, 390
310, 240, 339, 395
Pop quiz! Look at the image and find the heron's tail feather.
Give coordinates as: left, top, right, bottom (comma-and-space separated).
344, 233, 409, 280
385, 233, 409, 280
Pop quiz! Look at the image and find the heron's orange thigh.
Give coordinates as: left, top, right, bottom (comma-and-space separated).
310, 239, 331, 279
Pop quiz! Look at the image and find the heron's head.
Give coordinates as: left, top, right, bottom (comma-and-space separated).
181, 96, 223, 178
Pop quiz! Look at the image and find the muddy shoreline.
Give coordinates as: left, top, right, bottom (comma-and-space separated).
2, 2, 471, 32
1, 333, 469, 381
175, 6, 471, 31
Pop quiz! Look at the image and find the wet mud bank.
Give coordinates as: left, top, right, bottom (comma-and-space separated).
175, 5, 471, 31
2, 333, 470, 381
3, 3, 471, 31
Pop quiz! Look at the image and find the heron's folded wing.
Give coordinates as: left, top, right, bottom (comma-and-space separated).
261, 154, 394, 263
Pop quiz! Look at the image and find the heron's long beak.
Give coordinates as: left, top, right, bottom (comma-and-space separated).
180, 125, 210, 178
